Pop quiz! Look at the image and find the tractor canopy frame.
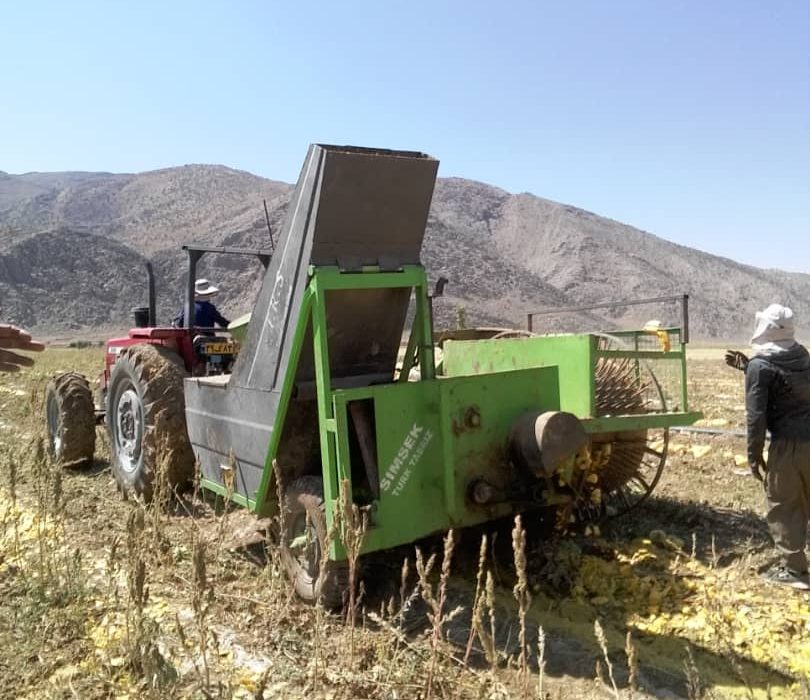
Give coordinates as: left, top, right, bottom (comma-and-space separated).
181, 244, 273, 330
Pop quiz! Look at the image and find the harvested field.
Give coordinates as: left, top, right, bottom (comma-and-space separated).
1, 347, 809, 699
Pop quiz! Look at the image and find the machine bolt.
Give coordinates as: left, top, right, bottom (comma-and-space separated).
471, 479, 495, 505
465, 406, 481, 429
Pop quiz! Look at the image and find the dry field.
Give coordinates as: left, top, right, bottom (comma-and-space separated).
1, 347, 809, 699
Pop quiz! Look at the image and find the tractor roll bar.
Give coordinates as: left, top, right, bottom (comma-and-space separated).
182, 244, 274, 330
526, 293, 690, 343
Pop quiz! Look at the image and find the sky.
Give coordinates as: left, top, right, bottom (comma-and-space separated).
1, 0, 808, 271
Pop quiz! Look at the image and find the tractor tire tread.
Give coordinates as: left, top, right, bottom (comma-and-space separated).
107, 344, 193, 500
45, 372, 96, 467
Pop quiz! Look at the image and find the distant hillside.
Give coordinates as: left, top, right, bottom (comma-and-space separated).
1, 164, 808, 341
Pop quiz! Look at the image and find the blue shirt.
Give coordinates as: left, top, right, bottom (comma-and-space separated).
173, 300, 230, 328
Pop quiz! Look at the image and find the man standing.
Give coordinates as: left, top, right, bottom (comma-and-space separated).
728, 304, 810, 590
0, 324, 45, 372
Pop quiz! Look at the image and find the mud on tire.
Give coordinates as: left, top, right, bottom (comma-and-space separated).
280, 476, 350, 610
45, 372, 96, 467
106, 344, 194, 501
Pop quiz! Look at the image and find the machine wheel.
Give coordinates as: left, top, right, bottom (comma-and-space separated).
585, 427, 669, 521
585, 333, 670, 520
280, 476, 350, 610
106, 344, 193, 501
45, 372, 96, 467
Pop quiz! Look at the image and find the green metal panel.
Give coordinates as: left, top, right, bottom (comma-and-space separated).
332, 381, 445, 556
330, 366, 560, 557
437, 368, 560, 523
442, 335, 595, 417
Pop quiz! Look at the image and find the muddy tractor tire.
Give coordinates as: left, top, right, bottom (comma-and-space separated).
280, 476, 350, 610
45, 372, 96, 467
106, 344, 194, 501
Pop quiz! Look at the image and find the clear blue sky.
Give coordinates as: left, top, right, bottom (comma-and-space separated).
2, 1, 808, 271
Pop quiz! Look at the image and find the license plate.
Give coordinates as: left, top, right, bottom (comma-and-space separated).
204, 342, 237, 354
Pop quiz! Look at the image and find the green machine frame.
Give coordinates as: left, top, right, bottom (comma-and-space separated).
202, 263, 699, 561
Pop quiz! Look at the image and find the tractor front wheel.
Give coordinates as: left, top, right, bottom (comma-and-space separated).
280, 476, 350, 610
106, 344, 193, 501
45, 372, 96, 467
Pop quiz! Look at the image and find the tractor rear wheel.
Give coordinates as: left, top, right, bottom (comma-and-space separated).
106, 344, 193, 501
280, 476, 350, 610
45, 372, 96, 467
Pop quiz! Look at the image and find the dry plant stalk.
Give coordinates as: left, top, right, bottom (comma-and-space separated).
399, 556, 411, 625
431, 530, 456, 700
537, 626, 546, 699
264, 458, 288, 602
1, 446, 21, 557
149, 437, 172, 551
415, 531, 456, 700
209, 449, 237, 586
683, 643, 703, 700
337, 479, 368, 665
30, 435, 85, 602
464, 534, 488, 665
312, 505, 339, 689
485, 570, 497, 668
594, 619, 619, 699
124, 507, 161, 686
191, 532, 215, 691
625, 631, 638, 696
511, 515, 531, 697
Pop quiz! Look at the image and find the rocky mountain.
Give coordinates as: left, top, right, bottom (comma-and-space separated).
0, 165, 807, 341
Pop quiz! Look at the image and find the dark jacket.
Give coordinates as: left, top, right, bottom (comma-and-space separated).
173, 301, 230, 329
746, 343, 810, 464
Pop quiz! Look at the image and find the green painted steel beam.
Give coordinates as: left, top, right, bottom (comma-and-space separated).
200, 477, 255, 509
252, 286, 315, 516
595, 350, 685, 360
581, 411, 702, 433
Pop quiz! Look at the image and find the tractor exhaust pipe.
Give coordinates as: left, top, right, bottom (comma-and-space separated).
146, 261, 156, 326
132, 262, 157, 328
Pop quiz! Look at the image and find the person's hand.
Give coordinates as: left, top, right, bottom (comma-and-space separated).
724, 349, 749, 372
0, 324, 45, 372
750, 457, 767, 482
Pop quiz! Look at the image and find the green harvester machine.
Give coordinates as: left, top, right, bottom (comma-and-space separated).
212, 144, 700, 605
52, 144, 701, 608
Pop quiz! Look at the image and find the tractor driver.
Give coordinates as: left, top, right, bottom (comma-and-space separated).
173, 279, 231, 329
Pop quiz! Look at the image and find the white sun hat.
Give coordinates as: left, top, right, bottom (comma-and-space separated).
751, 303, 795, 345
194, 278, 220, 297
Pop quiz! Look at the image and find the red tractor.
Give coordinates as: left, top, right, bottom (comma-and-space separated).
44, 244, 270, 499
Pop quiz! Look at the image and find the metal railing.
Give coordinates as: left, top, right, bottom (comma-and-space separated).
526, 293, 690, 343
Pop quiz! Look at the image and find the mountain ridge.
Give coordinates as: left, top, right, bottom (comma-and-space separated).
1, 163, 807, 341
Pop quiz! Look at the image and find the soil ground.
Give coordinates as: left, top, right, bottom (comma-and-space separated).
1, 347, 809, 699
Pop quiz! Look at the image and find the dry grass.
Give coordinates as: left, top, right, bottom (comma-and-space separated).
0, 347, 808, 699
